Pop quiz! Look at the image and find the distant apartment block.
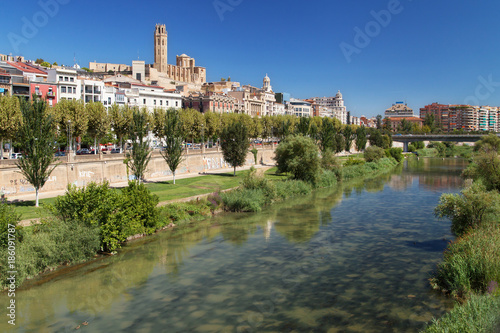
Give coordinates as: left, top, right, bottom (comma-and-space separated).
385, 102, 414, 118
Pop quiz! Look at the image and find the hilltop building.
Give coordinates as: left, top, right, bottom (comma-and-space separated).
385, 102, 414, 117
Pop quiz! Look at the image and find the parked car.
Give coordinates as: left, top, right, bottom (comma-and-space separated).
55, 151, 66, 157
11, 153, 23, 159
110, 148, 121, 154
76, 148, 90, 155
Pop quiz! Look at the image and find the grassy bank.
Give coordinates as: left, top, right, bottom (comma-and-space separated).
9, 170, 250, 221
221, 157, 398, 212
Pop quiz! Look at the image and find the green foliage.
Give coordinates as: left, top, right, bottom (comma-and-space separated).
0, 202, 23, 249
50, 181, 160, 252
409, 141, 425, 151
221, 188, 267, 212
16, 97, 59, 206
127, 108, 152, 183
343, 156, 365, 166
0, 217, 100, 288
355, 126, 367, 151
428, 141, 447, 157
275, 134, 321, 184
160, 108, 185, 184
368, 129, 384, 148
0, 95, 22, 157
296, 116, 310, 136
54, 99, 88, 139
86, 101, 110, 152
319, 117, 336, 152
430, 224, 500, 297
435, 182, 500, 237
251, 148, 258, 164
343, 125, 354, 152
364, 146, 385, 162
385, 147, 404, 162
220, 121, 250, 176
342, 158, 397, 181
109, 104, 133, 150
423, 293, 500, 333
463, 152, 500, 192
474, 133, 500, 153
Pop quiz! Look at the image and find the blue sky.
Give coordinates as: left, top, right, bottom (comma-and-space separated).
1, 0, 500, 118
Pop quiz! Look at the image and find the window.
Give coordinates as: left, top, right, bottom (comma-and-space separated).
160, 100, 162, 106
143, 99, 146, 105
175, 101, 178, 107
61, 86, 66, 93
154, 100, 156, 105
70, 77, 74, 82
64, 77, 68, 82
108, 97, 111, 104
166, 101, 169, 106
59, 76, 63, 81
48, 99, 53, 107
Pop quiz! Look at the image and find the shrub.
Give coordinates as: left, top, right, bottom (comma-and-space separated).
423, 293, 500, 332
343, 156, 365, 166
430, 224, 500, 297
428, 141, 446, 157
0, 202, 23, 249
221, 188, 267, 212
364, 146, 385, 162
121, 181, 160, 235
385, 147, 404, 162
435, 182, 500, 237
0, 217, 100, 288
274, 135, 321, 184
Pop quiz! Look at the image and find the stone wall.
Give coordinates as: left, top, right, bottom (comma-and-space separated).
0, 148, 276, 196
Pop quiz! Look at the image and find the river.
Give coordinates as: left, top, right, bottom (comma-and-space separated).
1, 157, 468, 332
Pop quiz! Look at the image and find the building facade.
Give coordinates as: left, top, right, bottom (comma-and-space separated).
385, 102, 414, 117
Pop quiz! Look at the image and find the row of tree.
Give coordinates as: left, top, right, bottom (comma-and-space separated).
1, 96, 389, 158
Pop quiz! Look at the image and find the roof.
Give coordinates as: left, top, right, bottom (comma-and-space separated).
7, 62, 47, 75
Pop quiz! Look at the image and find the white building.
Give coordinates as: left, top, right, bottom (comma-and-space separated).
81, 79, 104, 104
47, 68, 81, 101
312, 91, 347, 123
478, 106, 499, 132
289, 98, 312, 117
122, 83, 182, 111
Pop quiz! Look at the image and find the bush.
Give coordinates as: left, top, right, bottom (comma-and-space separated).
423, 293, 500, 332
428, 141, 446, 157
221, 188, 267, 212
0, 202, 23, 249
343, 156, 365, 166
275, 135, 321, 184
0, 217, 100, 288
430, 224, 500, 297
435, 182, 500, 237
385, 147, 404, 162
121, 181, 160, 235
364, 146, 385, 162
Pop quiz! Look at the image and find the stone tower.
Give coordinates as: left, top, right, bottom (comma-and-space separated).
154, 24, 168, 73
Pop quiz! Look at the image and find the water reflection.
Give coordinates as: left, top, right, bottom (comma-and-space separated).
0, 158, 467, 332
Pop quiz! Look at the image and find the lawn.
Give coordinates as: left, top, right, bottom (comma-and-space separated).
8, 170, 253, 220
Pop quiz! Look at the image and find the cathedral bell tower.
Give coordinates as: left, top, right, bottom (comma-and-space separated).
154, 24, 168, 73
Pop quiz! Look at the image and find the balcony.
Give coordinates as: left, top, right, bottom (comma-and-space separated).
46, 91, 55, 98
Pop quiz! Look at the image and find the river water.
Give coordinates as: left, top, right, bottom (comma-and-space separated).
1, 158, 468, 332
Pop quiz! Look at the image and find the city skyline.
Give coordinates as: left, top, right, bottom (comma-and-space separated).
2, 0, 500, 118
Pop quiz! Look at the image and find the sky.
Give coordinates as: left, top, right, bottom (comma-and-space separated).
1, 0, 500, 118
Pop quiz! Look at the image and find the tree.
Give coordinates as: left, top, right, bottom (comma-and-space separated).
86, 102, 109, 154
40, 61, 51, 68
54, 99, 88, 150
220, 121, 249, 176
151, 107, 166, 138
319, 117, 336, 153
364, 146, 385, 162
474, 133, 500, 153
369, 129, 384, 148
109, 104, 132, 152
296, 117, 310, 136
204, 111, 221, 145
126, 108, 152, 184
435, 182, 500, 237
343, 125, 354, 152
275, 134, 321, 183
0, 95, 21, 160
52, 62, 58, 66
160, 109, 185, 184
355, 126, 367, 151
35, 58, 44, 64
424, 113, 436, 132
16, 97, 59, 207
376, 114, 383, 129
398, 118, 412, 133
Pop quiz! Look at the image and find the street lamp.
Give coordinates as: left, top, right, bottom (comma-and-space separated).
67, 120, 72, 155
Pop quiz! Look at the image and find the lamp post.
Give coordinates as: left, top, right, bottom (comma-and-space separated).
67, 120, 72, 155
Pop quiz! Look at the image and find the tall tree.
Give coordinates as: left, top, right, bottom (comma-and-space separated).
319, 117, 336, 152
220, 121, 250, 176
296, 116, 311, 136
54, 99, 88, 151
126, 108, 152, 184
369, 129, 384, 148
151, 107, 166, 138
204, 111, 221, 145
160, 109, 185, 184
109, 104, 133, 152
16, 97, 58, 207
355, 126, 367, 151
0, 95, 21, 160
86, 101, 109, 154
343, 125, 354, 152
376, 114, 383, 129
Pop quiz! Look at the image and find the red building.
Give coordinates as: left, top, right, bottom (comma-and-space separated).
30, 82, 58, 107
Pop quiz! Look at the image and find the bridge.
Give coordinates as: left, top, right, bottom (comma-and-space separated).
391, 134, 499, 152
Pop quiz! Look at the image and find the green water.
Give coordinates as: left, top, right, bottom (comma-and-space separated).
1, 158, 468, 332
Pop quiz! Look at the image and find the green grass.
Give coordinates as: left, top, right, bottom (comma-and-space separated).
422, 294, 500, 333
8, 170, 252, 220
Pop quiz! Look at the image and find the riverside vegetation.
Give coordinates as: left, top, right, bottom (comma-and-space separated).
422, 134, 500, 332
0, 134, 401, 290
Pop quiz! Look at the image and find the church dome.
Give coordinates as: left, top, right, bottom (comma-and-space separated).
336, 90, 342, 99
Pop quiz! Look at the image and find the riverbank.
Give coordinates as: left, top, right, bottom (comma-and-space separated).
1, 156, 401, 290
